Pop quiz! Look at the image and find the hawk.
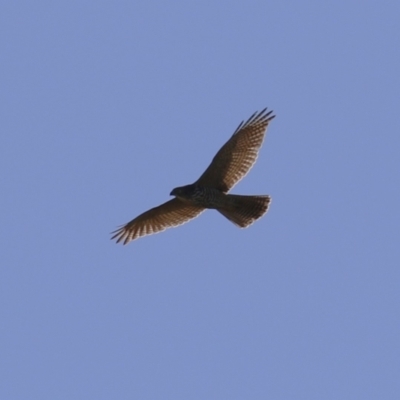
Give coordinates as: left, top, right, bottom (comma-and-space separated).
112, 108, 275, 244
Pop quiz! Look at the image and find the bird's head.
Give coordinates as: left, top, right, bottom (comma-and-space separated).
170, 187, 181, 197
170, 184, 196, 200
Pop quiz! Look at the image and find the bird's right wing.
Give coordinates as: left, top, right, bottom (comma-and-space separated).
111, 198, 204, 244
195, 109, 275, 192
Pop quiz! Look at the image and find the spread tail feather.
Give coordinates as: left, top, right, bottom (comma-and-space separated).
217, 194, 271, 228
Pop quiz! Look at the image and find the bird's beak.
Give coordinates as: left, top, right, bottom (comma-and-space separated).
170, 188, 177, 196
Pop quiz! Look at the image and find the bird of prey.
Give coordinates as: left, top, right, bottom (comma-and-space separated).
111, 108, 275, 244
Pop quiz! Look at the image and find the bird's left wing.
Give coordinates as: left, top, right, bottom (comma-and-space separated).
195, 108, 275, 192
111, 198, 204, 244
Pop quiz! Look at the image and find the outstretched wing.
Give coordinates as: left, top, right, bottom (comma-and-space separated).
111, 198, 204, 244
195, 108, 275, 192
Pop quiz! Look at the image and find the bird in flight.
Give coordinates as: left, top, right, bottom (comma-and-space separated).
111, 108, 275, 244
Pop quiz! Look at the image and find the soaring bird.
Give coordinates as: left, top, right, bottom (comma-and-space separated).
111, 108, 275, 244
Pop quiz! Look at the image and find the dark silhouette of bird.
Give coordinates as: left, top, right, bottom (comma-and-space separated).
111, 108, 275, 244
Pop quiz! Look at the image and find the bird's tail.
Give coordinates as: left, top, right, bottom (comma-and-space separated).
217, 194, 271, 228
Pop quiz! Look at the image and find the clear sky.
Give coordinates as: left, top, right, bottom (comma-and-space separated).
1, 1, 399, 399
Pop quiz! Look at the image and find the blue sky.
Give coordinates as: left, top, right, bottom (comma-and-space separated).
1, 1, 399, 399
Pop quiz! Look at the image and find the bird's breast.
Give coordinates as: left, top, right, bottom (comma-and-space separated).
190, 186, 227, 209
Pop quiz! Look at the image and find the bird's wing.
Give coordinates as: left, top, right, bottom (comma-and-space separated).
195, 109, 275, 192
111, 198, 204, 244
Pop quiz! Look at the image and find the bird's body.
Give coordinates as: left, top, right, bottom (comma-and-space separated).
171, 184, 231, 208
112, 108, 275, 244
171, 184, 271, 228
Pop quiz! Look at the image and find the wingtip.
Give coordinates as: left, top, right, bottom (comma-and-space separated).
110, 226, 129, 244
